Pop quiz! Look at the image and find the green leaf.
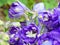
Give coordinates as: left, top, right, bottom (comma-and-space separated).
19, 0, 28, 5
16, 16, 26, 22
42, 0, 58, 9
20, 0, 35, 9
0, 0, 7, 6
34, 17, 38, 25
27, 0, 35, 9
4, 9, 10, 21
0, 0, 35, 9
7, 0, 16, 5
27, 12, 33, 17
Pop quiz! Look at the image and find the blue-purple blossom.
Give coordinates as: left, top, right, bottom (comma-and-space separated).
9, 33, 19, 44
9, 33, 25, 45
53, 3, 60, 24
9, 26, 20, 35
38, 29, 60, 45
33, 2, 45, 13
18, 23, 39, 44
9, 2, 24, 18
38, 11, 59, 31
9, 1, 29, 18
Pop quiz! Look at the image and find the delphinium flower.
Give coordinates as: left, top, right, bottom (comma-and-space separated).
18, 23, 39, 45
37, 29, 60, 45
8, 26, 20, 35
33, 2, 48, 34
9, 1, 29, 18
33, 2, 45, 14
53, 3, 60, 24
8, 25, 20, 44
32, 2, 45, 20
38, 10, 59, 31
8, 23, 39, 45
8, 26, 25, 45
33, 2, 59, 32
9, 33, 19, 45
9, 33, 26, 45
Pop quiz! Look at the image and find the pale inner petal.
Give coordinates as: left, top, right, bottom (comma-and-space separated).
42, 40, 52, 45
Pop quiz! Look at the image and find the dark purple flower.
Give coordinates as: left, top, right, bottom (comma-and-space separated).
17, 39, 24, 45
9, 28, 26, 45
53, 4, 60, 24
9, 26, 20, 35
38, 29, 60, 45
38, 11, 59, 31
9, 33, 19, 45
18, 23, 39, 44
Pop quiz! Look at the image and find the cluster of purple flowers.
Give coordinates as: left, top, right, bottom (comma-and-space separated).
8, 1, 60, 45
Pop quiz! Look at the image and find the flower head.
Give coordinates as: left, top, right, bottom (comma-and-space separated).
38, 30, 60, 45
9, 26, 20, 35
9, 1, 29, 18
33, 2, 45, 13
18, 23, 39, 44
9, 33, 19, 45
38, 11, 59, 31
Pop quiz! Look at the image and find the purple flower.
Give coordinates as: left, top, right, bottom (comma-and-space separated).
18, 23, 39, 44
38, 29, 60, 45
38, 11, 51, 22
9, 33, 19, 45
8, 26, 25, 45
33, 2, 45, 13
17, 39, 24, 45
9, 1, 29, 18
38, 11, 59, 31
9, 33, 25, 45
9, 26, 20, 35
53, 3, 60, 24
